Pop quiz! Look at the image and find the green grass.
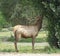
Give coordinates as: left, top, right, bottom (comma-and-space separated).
0, 42, 60, 53
0, 31, 12, 37
0, 30, 48, 42
0, 29, 60, 53
7, 36, 47, 42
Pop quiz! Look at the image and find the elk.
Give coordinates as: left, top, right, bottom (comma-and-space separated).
13, 15, 43, 52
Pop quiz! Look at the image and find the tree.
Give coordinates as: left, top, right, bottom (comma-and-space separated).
0, 0, 42, 26
41, 0, 60, 48
0, 0, 60, 48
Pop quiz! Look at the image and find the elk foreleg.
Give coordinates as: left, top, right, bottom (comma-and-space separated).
32, 37, 35, 50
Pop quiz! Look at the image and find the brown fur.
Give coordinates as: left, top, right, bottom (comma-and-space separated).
13, 16, 43, 52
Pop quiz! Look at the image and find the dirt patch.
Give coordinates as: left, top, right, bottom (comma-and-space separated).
0, 53, 60, 56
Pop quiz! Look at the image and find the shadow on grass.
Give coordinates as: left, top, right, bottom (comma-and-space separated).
7, 36, 47, 43
19, 46, 60, 53
0, 46, 60, 53
29, 47, 60, 53
0, 49, 15, 52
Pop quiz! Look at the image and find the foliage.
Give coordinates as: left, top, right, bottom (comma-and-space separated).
0, 0, 42, 26
45, 0, 60, 48
0, 12, 9, 28
0, 0, 60, 48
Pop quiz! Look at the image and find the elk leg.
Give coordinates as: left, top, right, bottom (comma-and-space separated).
14, 37, 18, 52
14, 33, 21, 52
14, 33, 19, 52
32, 37, 35, 50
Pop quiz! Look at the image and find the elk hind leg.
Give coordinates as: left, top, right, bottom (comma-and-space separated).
14, 37, 18, 52
14, 32, 19, 52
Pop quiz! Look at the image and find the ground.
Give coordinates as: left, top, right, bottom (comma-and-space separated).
0, 53, 60, 56
0, 29, 60, 53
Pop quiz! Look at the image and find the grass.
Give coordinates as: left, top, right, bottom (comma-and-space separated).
7, 36, 47, 43
0, 29, 60, 53
0, 31, 12, 37
0, 42, 60, 53
0, 30, 48, 42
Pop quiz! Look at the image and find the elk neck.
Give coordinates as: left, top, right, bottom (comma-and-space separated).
35, 16, 43, 31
